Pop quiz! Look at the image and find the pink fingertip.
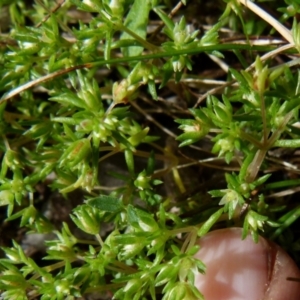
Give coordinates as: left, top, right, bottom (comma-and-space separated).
194, 228, 300, 300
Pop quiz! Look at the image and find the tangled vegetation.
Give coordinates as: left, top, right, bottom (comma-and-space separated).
1, 0, 300, 299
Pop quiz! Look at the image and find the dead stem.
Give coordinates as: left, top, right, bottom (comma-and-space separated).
237, 0, 294, 44
35, 0, 66, 28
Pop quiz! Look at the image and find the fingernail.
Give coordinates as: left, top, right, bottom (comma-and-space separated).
265, 241, 300, 299
194, 228, 300, 300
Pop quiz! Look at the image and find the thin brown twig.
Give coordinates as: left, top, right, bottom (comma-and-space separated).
130, 100, 177, 138
265, 186, 300, 198
237, 0, 293, 44
36, 0, 66, 28
1, 64, 89, 102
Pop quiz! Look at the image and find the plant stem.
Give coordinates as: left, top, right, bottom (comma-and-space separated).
1, 44, 276, 102
115, 23, 159, 52
237, 0, 294, 44
95, 233, 104, 246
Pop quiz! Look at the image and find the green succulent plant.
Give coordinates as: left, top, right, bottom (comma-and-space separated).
1, 0, 300, 299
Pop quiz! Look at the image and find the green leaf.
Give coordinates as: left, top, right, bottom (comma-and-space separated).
270, 206, 300, 239
253, 174, 271, 187
198, 208, 224, 237
229, 68, 250, 88
124, 149, 135, 176
146, 151, 155, 174
69, 0, 102, 12
199, 22, 220, 46
127, 205, 140, 228
176, 131, 207, 147
24, 121, 54, 139
71, 205, 101, 235
105, 30, 113, 62
0, 191, 14, 206
155, 264, 178, 286
127, 205, 158, 232
0, 274, 27, 287
121, 0, 152, 56
128, 127, 150, 146
153, 7, 175, 32
50, 91, 87, 109
273, 139, 300, 147
148, 79, 158, 100
239, 152, 256, 181
87, 195, 123, 212
209, 190, 224, 197
59, 139, 91, 168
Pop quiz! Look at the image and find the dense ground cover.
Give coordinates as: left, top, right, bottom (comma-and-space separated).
1, 0, 300, 299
